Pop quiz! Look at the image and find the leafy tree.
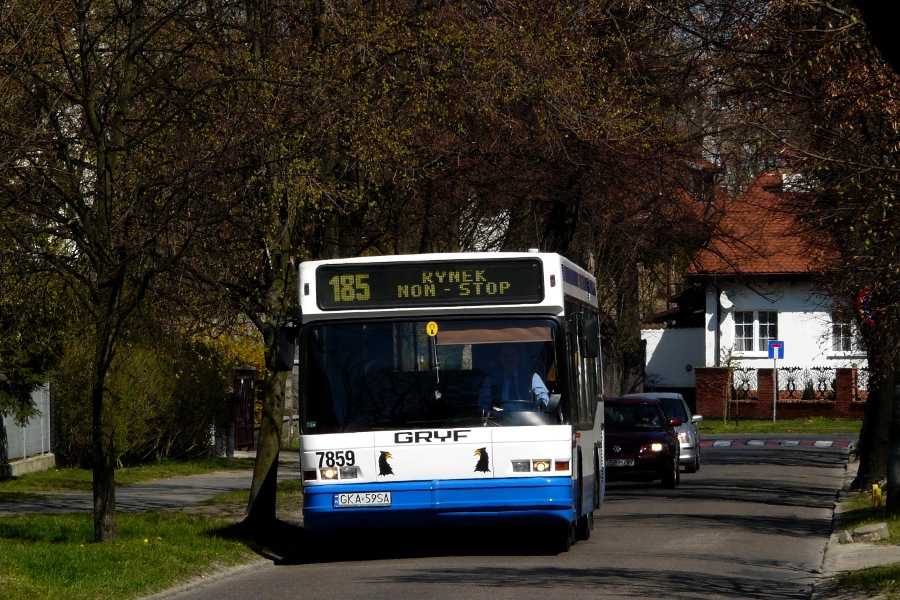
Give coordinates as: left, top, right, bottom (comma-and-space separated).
656, 1, 900, 496
52, 315, 245, 467
0, 248, 68, 466
0, 1, 241, 541
0, 256, 65, 424
168, 0, 709, 525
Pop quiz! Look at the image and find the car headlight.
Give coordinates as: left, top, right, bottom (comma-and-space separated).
642, 442, 669, 453
678, 432, 692, 444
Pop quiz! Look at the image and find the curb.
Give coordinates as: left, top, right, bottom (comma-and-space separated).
139, 558, 272, 600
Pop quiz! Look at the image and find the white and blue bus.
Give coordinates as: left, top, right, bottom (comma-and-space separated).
294, 251, 605, 551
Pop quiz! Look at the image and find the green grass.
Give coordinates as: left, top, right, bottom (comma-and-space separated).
197, 479, 304, 506
831, 490, 900, 599
698, 417, 862, 435
839, 565, 900, 599
0, 460, 301, 600
0, 511, 253, 599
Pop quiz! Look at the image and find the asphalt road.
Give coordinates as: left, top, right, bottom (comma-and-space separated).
129, 434, 886, 600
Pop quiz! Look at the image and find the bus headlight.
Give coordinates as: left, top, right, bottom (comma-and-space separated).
339, 466, 359, 479
512, 460, 531, 472
318, 466, 359, 480
532, 460, 551, 472
512, 459, 565, 473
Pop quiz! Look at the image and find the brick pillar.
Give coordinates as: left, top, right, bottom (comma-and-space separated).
695, 367, 730, 419
758, 368, 775, 419
834, 368, 852, 418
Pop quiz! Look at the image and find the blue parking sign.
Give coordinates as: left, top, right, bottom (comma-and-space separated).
768, 340, 784, 360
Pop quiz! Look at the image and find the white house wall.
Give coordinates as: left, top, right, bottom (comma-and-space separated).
704, 282, 867, 370
643, 327, 705, 388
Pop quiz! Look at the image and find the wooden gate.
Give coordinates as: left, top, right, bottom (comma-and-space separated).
231, 367, 257, 450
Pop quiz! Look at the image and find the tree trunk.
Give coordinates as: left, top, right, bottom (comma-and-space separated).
91, 309, 118, 541
884, 361, 900, 513
852, 367, 892, 491
0, 418, 8, 470
244, 322, 288, 526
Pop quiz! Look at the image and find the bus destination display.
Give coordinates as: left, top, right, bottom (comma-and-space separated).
316, 258, 544, 309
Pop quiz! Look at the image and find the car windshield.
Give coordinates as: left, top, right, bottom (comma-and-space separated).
605, 403, 662, 431
658, 398, 687, 421
299, 318, 561, 433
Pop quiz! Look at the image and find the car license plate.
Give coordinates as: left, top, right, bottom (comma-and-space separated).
605, 458, 634, 467
333, 492, 392, 508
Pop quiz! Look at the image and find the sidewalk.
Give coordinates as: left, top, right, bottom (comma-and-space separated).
0, 451, 300, 517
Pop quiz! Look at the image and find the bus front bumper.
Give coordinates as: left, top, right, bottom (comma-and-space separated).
302, 476, 576, 531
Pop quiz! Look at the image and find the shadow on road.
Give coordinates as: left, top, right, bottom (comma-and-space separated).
217, 518, 575, 565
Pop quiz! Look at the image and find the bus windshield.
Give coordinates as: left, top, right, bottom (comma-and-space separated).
299, 318, 562, 433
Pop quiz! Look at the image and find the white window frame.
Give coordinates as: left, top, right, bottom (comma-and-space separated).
831, 311, 852, 352
830, 311, 865, 355
733, 310, 778, 355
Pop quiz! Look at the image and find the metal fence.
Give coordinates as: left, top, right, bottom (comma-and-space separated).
730, 366, 868, 401
732, 367, 758, 399
779, 366, 836, 399
2, 384, 52, 461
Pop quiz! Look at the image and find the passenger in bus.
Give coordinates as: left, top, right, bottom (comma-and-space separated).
478, 344, 550, 410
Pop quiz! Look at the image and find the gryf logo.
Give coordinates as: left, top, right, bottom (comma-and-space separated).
394, 430, 470, 444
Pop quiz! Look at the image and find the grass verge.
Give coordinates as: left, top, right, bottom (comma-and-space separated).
0, 459, 304, 599
832, 489, 900, 599
0, 511, 254, 599
698, 417, 862, 435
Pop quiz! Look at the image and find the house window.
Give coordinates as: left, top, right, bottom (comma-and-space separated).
735, 311, 754, 351
831, 312, 854, 352
734, 310, 778, 352
758, 311, 778, 351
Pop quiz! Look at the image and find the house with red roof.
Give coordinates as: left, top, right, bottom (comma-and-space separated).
641, 172, 867, 419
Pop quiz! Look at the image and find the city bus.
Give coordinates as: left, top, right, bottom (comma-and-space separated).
293, 251, 605, 551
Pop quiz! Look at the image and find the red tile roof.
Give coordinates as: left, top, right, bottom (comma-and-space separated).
688, 172, 829, 276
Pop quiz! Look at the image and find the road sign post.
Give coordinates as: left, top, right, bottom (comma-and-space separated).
768, 341, 785, 424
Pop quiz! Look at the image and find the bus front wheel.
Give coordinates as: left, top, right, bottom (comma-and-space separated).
576, 510, 593, 541
551, 521, 576, 554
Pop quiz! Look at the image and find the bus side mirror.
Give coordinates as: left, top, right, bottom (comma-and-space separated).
274, 325, 298, 371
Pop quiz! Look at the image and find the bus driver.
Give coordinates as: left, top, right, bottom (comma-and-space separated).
478, 344, 550, 410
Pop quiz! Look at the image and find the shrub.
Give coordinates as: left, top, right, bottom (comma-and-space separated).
52, 331, 241, 467
802, 379, 816, 400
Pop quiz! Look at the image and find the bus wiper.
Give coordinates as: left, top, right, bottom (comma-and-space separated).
429, 334, 441, 399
